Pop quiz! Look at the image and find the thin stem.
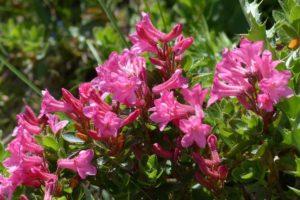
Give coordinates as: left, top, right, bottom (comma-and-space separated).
156, 0, 167, 31
97, 0, 129, 48
0, 54, 41, 96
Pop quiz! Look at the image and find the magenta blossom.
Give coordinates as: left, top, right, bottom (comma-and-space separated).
259, 71, 293, 104
257, 94, 273, 112
179, 116, 211, 148
152, 69, 188, 94
0, 176, 15, 200
57, 149, 97, 179
40, 89, 72, 116
208, 38, 293, 112
149, 91, 194, 131
93, 49, 147, 106
46, 114, 69, 135
181, 84, 208, 117
93, 111, 123, 139
130, 12, 183, 54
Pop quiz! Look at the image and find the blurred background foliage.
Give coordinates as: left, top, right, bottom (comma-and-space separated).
0, 0, 277, 145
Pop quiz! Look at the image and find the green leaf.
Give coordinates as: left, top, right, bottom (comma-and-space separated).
277, 95, 300, 119
62, 132, 85, 144
0, 143, 9, 161
288, 157, 300, 177
283, 129, 300, 152
42, 135, 59, 151
83, 184, 95, 200
231, 160, 264, 183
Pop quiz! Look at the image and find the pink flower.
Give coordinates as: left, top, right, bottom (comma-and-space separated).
130, 12, 183, 55
47, 114, 69, 135
208, 78, 248, 106
0, 176, 15, 200
121, 109, 141, 127
43, 178, 57, 200
255, 50, 281, 79
14, 106, 41, 135
6, 131, 43, 159
40, 89, 72, 116
78, 82, 93, 104
208, 38, 293, 110
257, 94, 273, 112
152, 69, 188, 94
233, 38, 264, 73
57, 149, 97, 179
93, 50, 147, 106
179, 116, 211, 148
172, 36, 193, 56
181, 84, 208, 117
149, 91, 194, 131
61, 88, 84, 117
93, 111, 122, 139
259, 71, 294, 103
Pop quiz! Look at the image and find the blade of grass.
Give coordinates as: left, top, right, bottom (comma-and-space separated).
0, 55, 41, 96
86, 39, 102, 64
156, 0, 166, 31
97, 0, 129, 48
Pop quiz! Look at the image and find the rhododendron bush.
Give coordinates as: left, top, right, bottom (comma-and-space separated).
2, 0, 300, 199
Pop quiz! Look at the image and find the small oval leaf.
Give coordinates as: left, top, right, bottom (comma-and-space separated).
62, 132, 85, 144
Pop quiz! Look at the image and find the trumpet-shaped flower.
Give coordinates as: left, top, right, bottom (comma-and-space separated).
181, 84, 208, 117
179, 116, 211, 148
130, 12, 183, 55
152, 69, 188, 94
149, 91, 194, 131
47, 114, 69, 135
209, 38, 293, 111
93, 49, 147, 106
57, 149, 97, 179
259, 71, 293, 103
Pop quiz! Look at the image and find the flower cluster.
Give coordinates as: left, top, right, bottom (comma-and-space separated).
208, 38, 293, 113
133, 13, 228, 189
0, 12, 294, 199
1, 107, 57, 200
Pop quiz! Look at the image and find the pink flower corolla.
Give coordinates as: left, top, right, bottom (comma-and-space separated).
47, 114, 69, 135
14, 106, 41, 135
259, 71, 293, 104
208, 38, 293, 110
181, 84, 208, 117
57, 149, 97, 179
41, 89, 88, 123
130, 12, 183, 54
6, 131, 43, 160
149, 91, 194, 131
43, 178, 57, 200
152, 69, 188, 94
232, 38, 264, 74
78, 82, 93, 104
93, 49, 147, 106
84, 98, 140, 139
0, 176, 15, 200
93, 111, 122, 139
172, 35, 193, 57
179, 116, 211, 148
257, 94, 274, 112
40, 89, 72, 116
